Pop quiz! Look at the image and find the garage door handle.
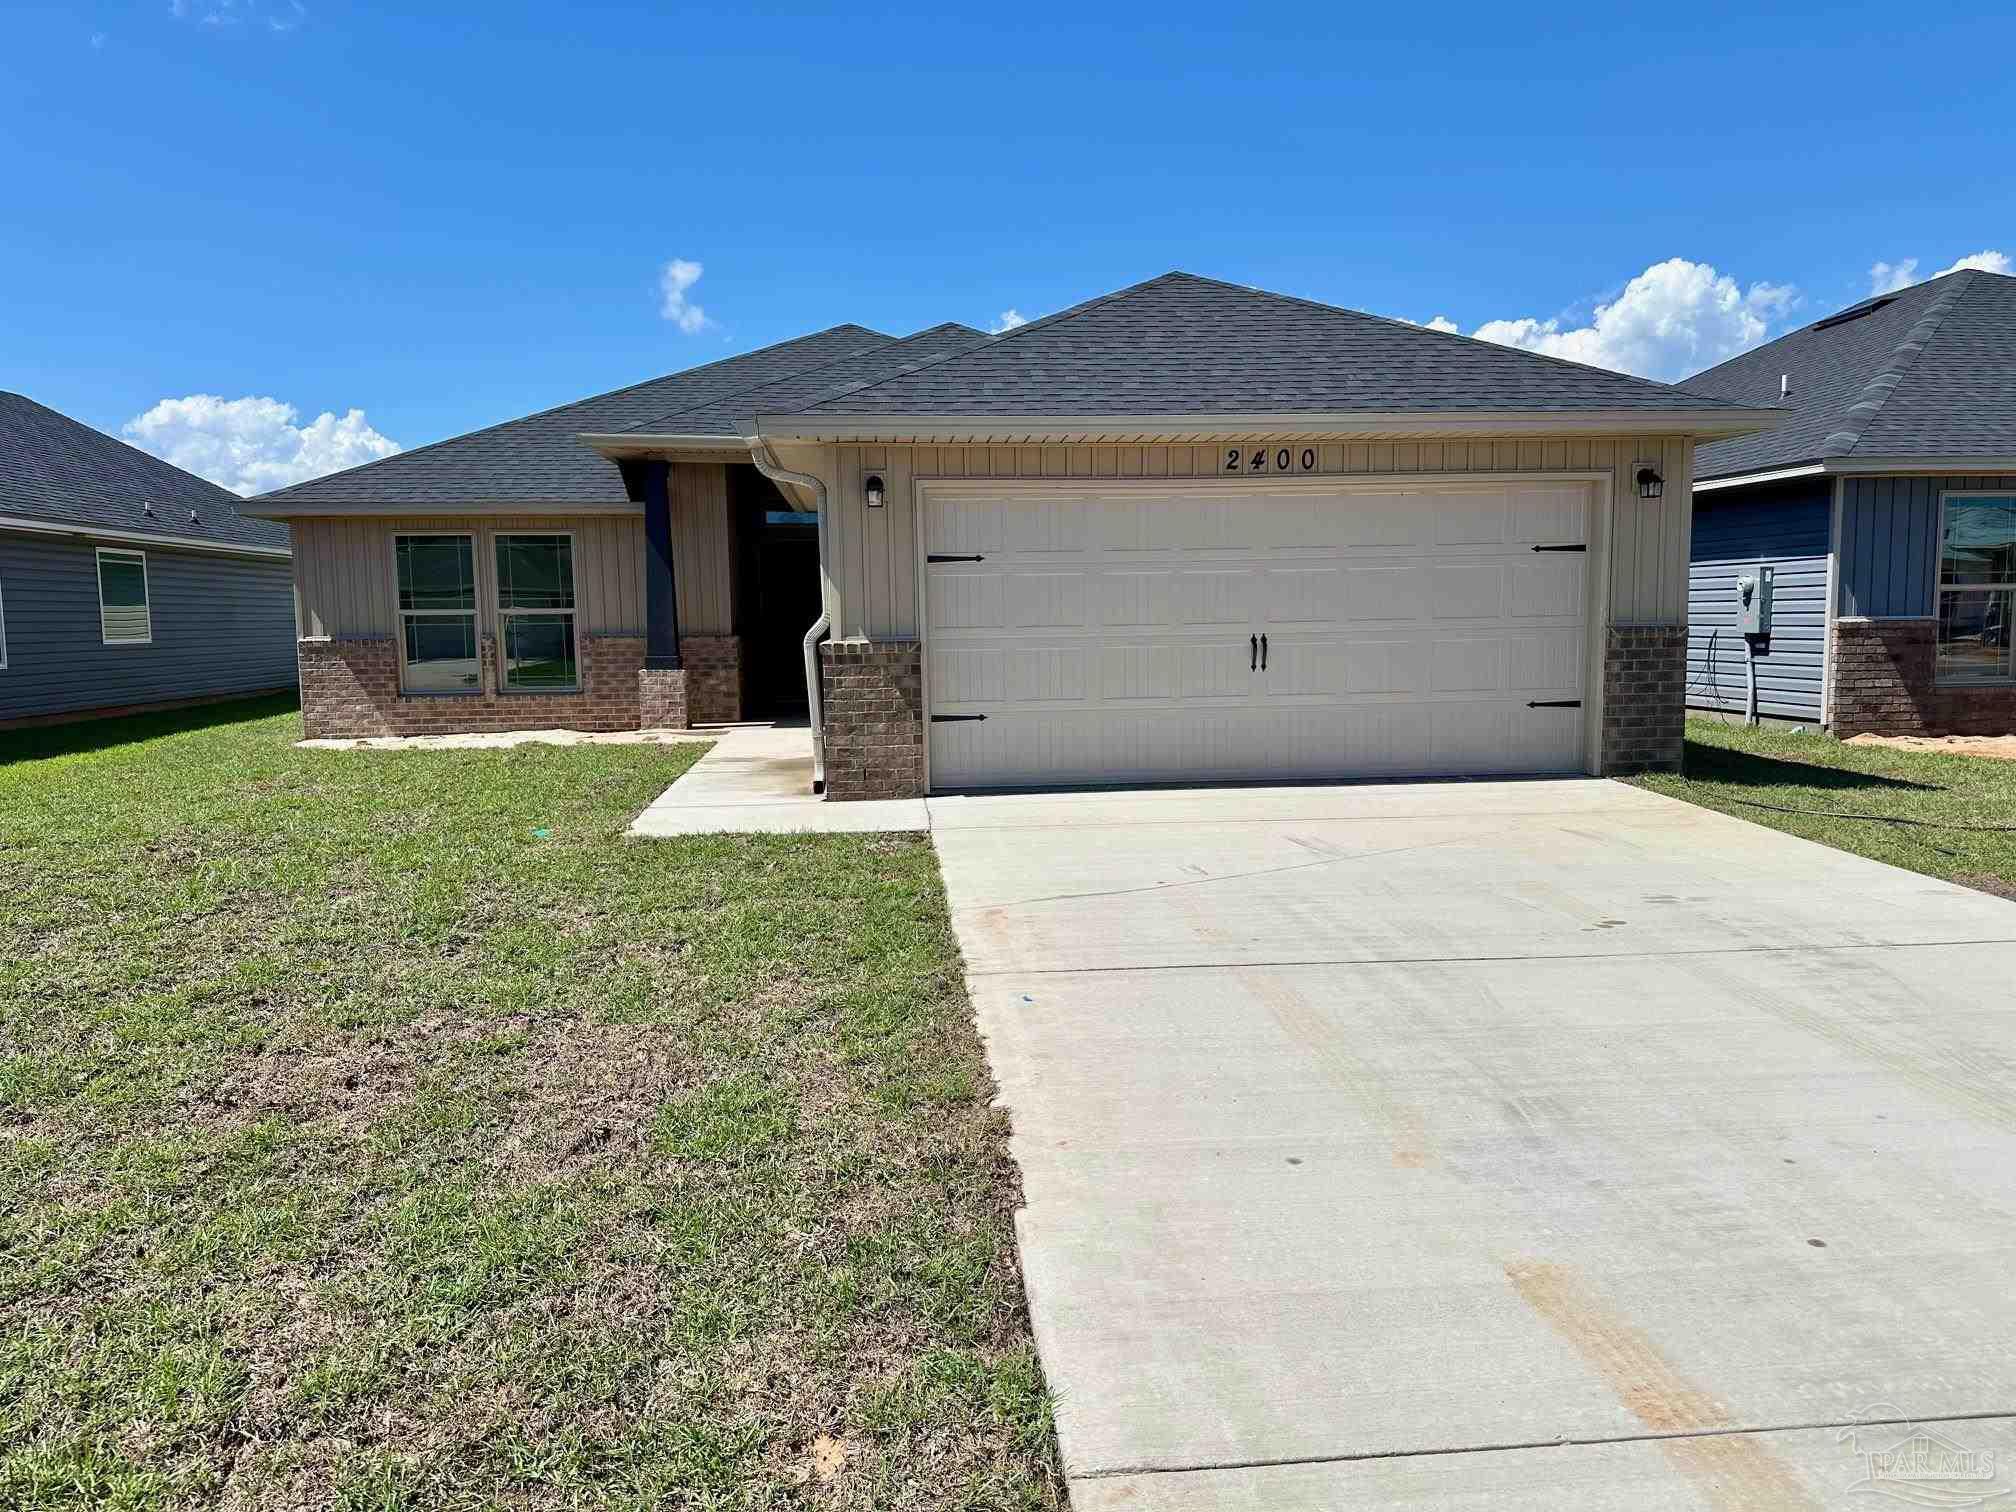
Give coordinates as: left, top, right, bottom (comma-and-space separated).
1531, 543, 1587, 552
927, 553, 986, 563
1260, 634, 1269, 670
931, 713, 987, 722
1527, 699, 1583, 709
1250, 634, 1258, 671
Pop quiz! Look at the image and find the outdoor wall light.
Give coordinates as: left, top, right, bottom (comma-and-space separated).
1635, 465, 1665, 500
864, 474, 886, 508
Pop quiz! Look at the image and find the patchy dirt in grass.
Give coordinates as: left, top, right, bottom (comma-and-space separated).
485, 1020, 695, 1177
1846, 732, 2016, 761
1954, 871, 2016, 901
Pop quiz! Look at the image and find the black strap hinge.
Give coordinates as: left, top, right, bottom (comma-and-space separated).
930, 713, 987, 723
1527, 699, 1583, 709
927, 553, 985, 563
1531, 543, 1588, 553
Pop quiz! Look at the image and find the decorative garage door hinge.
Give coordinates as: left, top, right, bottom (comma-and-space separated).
1526, 699, 1583, 709
1531, 543, 1588, 552
931, 713, 987, 722
927, 554, 986, 563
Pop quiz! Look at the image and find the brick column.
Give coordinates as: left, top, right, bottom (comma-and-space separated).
1829, 617, 1935, 736
1599, 624, 1686, 774
818, 640, 924, 800
679, 634, 744, 724
637, 667, 689, 730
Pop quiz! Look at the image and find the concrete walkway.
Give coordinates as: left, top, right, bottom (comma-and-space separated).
626, 724, 928, 834
928, 779, 2016, 1508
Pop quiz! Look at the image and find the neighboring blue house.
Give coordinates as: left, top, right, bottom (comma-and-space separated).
0, 392, 297, 728
1680, 269, 2016, 735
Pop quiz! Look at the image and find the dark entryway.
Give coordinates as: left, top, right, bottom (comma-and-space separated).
732, 466, 822, 718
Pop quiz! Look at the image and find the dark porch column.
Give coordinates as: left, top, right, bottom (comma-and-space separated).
636, 459, 682, 669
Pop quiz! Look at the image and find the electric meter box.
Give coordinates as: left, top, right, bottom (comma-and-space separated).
1736, 565, 1775, 637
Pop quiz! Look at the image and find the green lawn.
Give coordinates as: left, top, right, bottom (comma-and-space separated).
0, 696, 1059, 1510
1637, 717, 2016, 897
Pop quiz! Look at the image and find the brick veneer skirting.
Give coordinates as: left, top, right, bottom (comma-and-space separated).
819, 640, 924, 800
679, 634, 744, 724
298, 633, 653, 738
1830, 616, 2016, 736
1600, 624, 1686, 774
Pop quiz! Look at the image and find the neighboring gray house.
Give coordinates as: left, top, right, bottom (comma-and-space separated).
0, 392, 296, 728
1680, 269, 2016, 735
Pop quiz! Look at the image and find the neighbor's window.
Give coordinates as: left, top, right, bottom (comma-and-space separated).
1938, 496, 2016, 683
97, 548, 152, 645
395, 534, 479, 692
494, 534, 577, 691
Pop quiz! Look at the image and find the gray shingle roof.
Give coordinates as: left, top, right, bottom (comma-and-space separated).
793, 272, 1755, 418
260, 323, 895, 505
1684, 270, 2016, 479
0, 391, 290, 552
621, 323, 992, 437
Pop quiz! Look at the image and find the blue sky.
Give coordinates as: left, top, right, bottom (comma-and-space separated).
5, 0, 2013, 492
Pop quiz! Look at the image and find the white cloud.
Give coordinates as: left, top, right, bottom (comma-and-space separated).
1422, 315, 1460, 334
124, 395, 400, 496
990, 309, 1029, 333
171, 0, 305, 31
1871, 249, 2011, 295
1447, 258, 1794, 381
658, 258, 711, 333
90, 30, 108, 47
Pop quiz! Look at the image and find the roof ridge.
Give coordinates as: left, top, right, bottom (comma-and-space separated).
258, 323, 891, 498
1821, 271, 1976, 458
621, 321, 984, 435
1169, 271, 1757, 410
788, 273, 1190, 415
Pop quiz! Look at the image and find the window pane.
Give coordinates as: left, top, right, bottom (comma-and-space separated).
396, 536, 476, 610
1941, 497, 2016, 586
502, 614, 577, 689
496, 535, 575, 610
98, 554, 147, 608
402, 613, 480, 691
1937, 589, 2014, 682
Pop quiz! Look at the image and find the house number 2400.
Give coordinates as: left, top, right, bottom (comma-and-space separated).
1226, 447, 1317, 474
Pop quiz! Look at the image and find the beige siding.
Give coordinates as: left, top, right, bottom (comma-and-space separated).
669, 462, 734, 635
805, 437, 1697, 640
290, 513, 648, 639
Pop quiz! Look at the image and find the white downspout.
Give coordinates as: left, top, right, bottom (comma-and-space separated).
748, 439, 829, 794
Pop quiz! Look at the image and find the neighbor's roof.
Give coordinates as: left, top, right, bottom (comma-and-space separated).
778, 272, 1762, 423
260, 323, 897, 507
0, 391, 290, 552
1684, 269, 2016, 480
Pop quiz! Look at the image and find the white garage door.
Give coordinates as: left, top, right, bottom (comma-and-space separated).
923, 481, 1594, 791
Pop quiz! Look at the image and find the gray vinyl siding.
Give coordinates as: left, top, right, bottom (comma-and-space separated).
0, 533, 296, 721
1686, 481, 1831, 722
1839, 474, 2016, 617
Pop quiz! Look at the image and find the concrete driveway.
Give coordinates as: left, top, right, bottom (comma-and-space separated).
929, 778, 2016, 1508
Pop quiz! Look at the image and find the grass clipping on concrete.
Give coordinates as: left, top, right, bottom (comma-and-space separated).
1640, 716, 2016, 898
0, 697, 1060, 1509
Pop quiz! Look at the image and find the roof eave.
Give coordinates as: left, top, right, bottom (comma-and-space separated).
1695, 454, 2016, 491
577, 431, 752, 458
0, 512, 291, 558
736, 408, 1784, 444
241, 498, 642, 520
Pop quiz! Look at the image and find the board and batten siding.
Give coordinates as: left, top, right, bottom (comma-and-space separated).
1686, 481, 1831, 722
0, 533, 296, 721
288, 513, 658, 640
1838, 474, 2016, 618
775, 437, 1694, 642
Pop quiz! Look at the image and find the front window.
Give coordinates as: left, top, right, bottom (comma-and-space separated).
494, 534, 578, 691
395, 535, 479, 692
1937, 496, 2016, 683
97, 548, 151, 645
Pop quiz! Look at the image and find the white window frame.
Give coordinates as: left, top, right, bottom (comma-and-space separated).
1934, 492, 2016, 686
492, 531, 581, 694
392, 532, 481, 696
96, 547, 152, 646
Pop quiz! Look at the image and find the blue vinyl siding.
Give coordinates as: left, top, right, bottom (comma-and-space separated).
1839, 474, 2016, 617
1687, 481, 1831, 721
0, 533, 297, 722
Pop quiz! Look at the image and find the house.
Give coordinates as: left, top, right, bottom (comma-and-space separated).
246, 273, 1775, 797
1680, 268, 2016, 735
0, 392, 296, 729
